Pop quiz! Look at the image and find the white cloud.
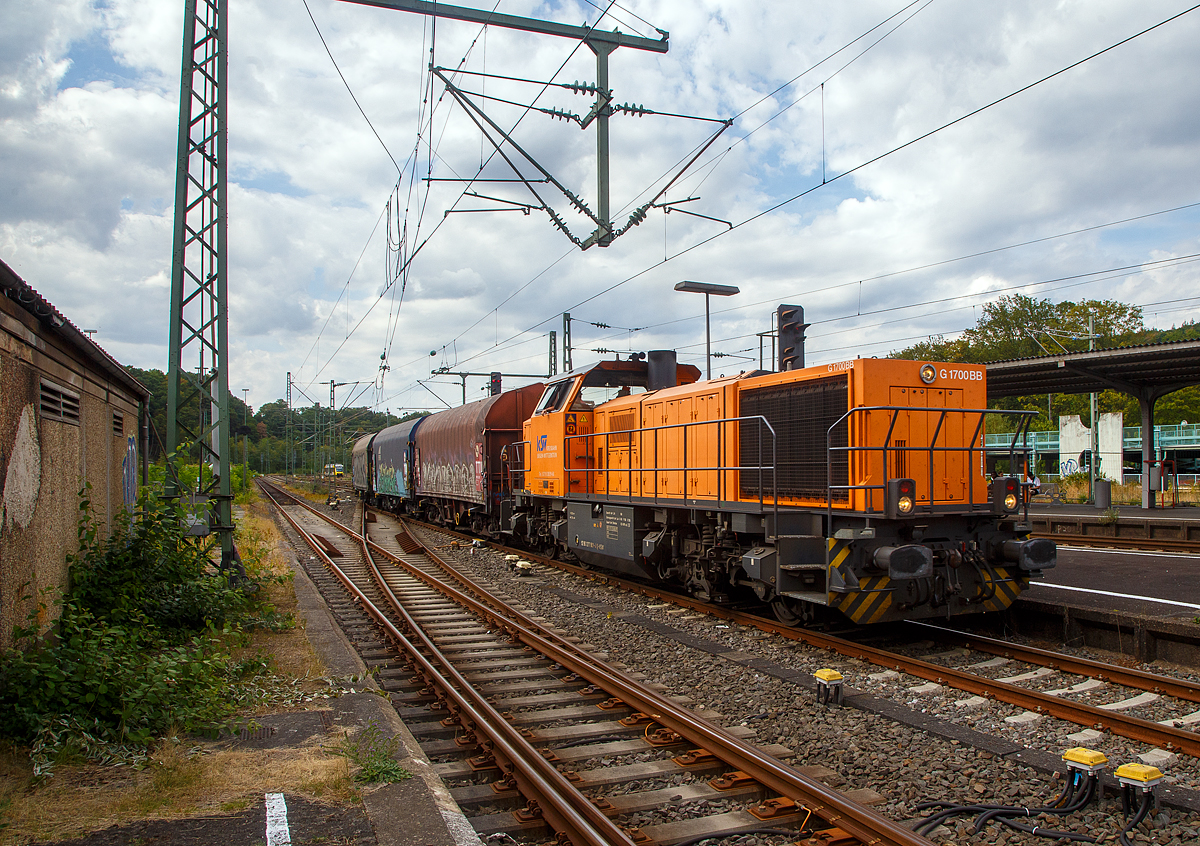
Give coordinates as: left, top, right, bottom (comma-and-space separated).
2, 0, 1199, 411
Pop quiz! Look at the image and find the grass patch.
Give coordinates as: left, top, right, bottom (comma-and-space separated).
0, 738, 354, 844
328, 722, 411, 784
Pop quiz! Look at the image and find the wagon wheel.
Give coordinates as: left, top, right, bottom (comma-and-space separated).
771, 595, 814, 627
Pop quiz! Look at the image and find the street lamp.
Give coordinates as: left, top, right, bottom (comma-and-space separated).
240, 388, 249, 487
674, 281, 740, 380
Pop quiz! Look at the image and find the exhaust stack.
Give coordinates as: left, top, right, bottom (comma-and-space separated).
647, 350, 678, 391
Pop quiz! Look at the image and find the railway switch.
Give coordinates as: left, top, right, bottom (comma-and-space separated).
814, 668, 844, 706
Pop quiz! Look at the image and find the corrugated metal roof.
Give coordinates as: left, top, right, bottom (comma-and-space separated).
0, 258, 149, 401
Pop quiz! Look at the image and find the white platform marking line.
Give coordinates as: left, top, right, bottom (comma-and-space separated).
1033, 582, 1200, 611
265, 792, 291, 846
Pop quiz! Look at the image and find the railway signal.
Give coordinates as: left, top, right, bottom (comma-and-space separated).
777, 304, 809, 371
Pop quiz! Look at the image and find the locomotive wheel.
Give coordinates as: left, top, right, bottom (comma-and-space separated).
771, 595, 813, 627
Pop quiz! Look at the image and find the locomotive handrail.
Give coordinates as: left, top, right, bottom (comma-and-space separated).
505, 439, 530, 493
824, 405, 1039, 531
563, 414, 779, 531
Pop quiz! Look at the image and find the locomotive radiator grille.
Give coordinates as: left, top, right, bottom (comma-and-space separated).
606, 409, 637, 445
739, 377, 849, 502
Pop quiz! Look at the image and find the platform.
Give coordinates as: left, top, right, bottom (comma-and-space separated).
1026, 500, 1200, 546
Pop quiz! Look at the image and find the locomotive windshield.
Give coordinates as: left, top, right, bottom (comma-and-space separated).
534, 379, 576, 415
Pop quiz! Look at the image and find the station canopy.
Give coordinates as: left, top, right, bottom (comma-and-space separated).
984, 339, 1200, 508
986, 339, 1200, 399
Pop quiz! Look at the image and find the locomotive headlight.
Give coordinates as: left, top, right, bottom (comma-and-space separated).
919, 364, 936, 384
887, 478, 917, 519
992, 476, 1021, 513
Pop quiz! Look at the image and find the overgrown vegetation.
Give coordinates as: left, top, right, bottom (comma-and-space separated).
328, 722, 411, 784
0, 488, 291, 777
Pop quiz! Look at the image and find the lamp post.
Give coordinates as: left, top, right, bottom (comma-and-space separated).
240, 388, 249, 489
674, 281, 740, 380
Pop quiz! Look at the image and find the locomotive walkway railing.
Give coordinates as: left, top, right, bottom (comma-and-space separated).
508, 415, 783, 532
825, 405, 1039, 528
562, 413, 777, 506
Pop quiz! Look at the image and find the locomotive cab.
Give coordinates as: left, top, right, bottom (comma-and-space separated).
521, 358, 700, 498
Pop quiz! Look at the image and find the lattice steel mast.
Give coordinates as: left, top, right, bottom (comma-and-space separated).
165, 0, 237, 570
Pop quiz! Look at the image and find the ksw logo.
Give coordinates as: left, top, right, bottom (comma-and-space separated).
537, 434, 548, 450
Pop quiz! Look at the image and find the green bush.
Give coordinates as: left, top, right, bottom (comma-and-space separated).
0, 488, 278, 775
67, 488, 256, 633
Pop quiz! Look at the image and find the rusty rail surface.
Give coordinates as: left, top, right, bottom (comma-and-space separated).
259, 481, 635, 846
382, 517, 932, 846
406, 516, 1200, 759
910, 621, 1200, 705
260, 480, 933, 846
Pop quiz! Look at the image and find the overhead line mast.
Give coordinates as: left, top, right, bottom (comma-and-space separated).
337, 0, 670, 248
165, 0, 239, 573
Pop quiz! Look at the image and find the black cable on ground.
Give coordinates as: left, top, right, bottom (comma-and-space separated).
915, 771, 1089, 835
974, 777, 1097, 835
1119, 791, 1154, 846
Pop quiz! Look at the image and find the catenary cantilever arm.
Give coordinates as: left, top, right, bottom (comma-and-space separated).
337, 0, 669, 52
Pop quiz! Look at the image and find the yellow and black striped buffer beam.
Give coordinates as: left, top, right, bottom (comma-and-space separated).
826, 538, 895, 624
980, 566, 1022, 613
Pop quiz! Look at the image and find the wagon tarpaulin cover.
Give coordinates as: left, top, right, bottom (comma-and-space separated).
414, 384, 543, 504
372, 417, 424, 498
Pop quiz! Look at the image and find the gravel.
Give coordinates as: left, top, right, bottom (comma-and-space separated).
408, 526, 1200, 846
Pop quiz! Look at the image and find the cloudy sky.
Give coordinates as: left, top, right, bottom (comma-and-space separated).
4, 0, 1199, 414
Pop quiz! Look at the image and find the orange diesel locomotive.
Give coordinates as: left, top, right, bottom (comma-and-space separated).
510, 352, 1052, 625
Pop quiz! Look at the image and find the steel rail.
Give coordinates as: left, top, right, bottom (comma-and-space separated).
1031, 532, 1200, 553
259, 482, 633, 846
380, 517, 934, 846
404, 517, 1200, 758
909, 621, 1200, 705
265, 482, 933, 846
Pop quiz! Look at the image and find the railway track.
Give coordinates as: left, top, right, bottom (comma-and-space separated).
401, 515, 1200, 762
1031, 532, 1200, 554
258, 480, 932, 846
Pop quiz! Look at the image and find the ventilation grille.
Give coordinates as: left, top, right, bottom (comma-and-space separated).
606, 410, 637, 445
739, 376, 848, 501
40, 380, 81, 425
113, 411, 124, 437
892, 440, 906, 479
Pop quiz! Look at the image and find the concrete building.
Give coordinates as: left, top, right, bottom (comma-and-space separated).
0, 259, 149, 650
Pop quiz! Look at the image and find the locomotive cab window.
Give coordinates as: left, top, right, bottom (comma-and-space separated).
534, 379, 577, 415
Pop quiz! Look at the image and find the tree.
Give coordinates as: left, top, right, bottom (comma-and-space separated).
891, 295, 1144, 363
888, 295, 1200, 428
